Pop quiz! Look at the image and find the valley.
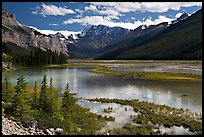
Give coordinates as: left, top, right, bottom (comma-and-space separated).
2, 60, 202, 135
2, 3, 202, 135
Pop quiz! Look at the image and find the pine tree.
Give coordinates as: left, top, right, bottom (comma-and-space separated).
39, 75, 49, 112
2, 74, 14, 103
48, 77, 53, 113
62, 83, 77, 110
52, 94, 63, 120
32, 81, 38, 110
48, 77, 63, 120
62, 83, 77, 134
12, 75, 31, 120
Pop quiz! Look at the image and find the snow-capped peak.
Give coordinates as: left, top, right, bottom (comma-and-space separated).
142, 25, 147, 30
79, 27, 91, 37
177, 13, 189, 21
55, 32, 65, 38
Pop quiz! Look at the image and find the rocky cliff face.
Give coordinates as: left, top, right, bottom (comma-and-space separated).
2, 8, 23, 27
2, 8, 69, 55
75, 25, 130, 49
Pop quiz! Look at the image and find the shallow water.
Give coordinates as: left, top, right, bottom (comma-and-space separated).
2, 66, 202, 112
110, 63, 202, 75
77, 100, 136, 133
77, 100, 197, 135
159, 126, 196, 135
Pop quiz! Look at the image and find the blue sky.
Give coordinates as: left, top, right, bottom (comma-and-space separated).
2, 2, 202, 36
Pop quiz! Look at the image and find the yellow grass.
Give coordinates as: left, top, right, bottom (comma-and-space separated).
26, 86, 61, 95
90, 66, 201, 82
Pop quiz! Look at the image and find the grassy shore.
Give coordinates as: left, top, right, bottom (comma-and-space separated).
87, 98, 202, 135
4, 60, 201, 82
43, 60, 202, 82
25, 86, 109, 134
90, 66, 201, 82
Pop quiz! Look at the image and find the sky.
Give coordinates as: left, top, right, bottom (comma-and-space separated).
2, 2, 202, 37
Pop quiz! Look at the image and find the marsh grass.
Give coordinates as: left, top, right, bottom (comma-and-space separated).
88, 98, 202, 134
90, 66, 201, 82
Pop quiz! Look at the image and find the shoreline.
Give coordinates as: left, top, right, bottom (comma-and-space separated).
20, 60, 201, 82
86, 98, 202, 134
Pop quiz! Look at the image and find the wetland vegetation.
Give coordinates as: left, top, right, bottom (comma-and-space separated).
2, 60, 202, 135
90, 65, 201, 82
87, 98, 202, 135
2, 75, 107, 135
43, 60, 202, 82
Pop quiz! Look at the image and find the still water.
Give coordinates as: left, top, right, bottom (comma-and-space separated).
2, 66, 202, 112
110, 63, 202, 75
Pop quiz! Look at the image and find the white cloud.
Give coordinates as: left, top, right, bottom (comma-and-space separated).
49, 23, 59, 26
98, 8, 121, 17
84, 4, 121, 19
32, 3, 75, 17
75, 9, 84, 14
63, 16, 111, 26
85, 5, 98, 11
89, 2, 202, 13
63, 15, 175, 30
83, 2, 201, 20
31, 11, 38, 15
27, 26, 81, 37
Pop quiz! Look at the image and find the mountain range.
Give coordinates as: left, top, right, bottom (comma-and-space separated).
96, 9, 202, 60
2, 8, 202, 60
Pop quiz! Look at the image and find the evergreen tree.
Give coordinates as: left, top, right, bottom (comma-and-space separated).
48, 77, 63, 120
2, 74, 14, 103
61, 83, 77, 134
48, 77, 54, 113
62, 83, 77, 110
39, 75, 49, 112
32, 81, 38, 110
52, 94, 63, 121
12, 75, 31, 120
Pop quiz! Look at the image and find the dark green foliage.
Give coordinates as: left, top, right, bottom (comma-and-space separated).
48, 78, 54, 113
31, 81, 38, 110
30, 47, 67, 66
32, 110, 63, 130
48, 77, 63, 119
2, 75, 106, 135
2, 42, 67, 67
12, 75, 32, 121
2, 74, 15, 116
39, 75, 49, 112
2, 42, 12, 54
2, 74, 14, 103
62, 83, 77, 109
